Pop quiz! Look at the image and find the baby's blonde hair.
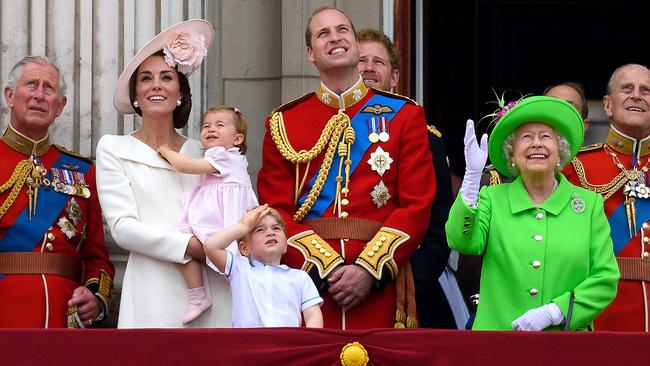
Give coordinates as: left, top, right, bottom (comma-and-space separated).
203, 106, 248, 154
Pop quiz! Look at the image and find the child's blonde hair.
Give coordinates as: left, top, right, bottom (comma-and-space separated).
203, 106, 248, 154
239, 206, 287, 243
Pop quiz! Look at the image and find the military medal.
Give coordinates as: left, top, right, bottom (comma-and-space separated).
370, 181, 391, 208
66, 198, 82, 226
368, 117, 379, 143
571, 193, 585, 214
378, 117, 390, 142
51, 168, 91, 198
367, 146, 393, 176
57, 216, 76, 239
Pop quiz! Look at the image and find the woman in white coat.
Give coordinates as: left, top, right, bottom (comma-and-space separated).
96, 19, 231, 328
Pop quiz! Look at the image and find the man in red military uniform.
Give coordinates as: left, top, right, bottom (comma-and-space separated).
0, 56, 114, 328
257, 7, 435, 329
563, 63, 650, 331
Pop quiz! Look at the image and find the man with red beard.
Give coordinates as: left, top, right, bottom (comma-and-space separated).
563, 64, 650, 331
257, 8, 435, 329
357, 28, 463, 328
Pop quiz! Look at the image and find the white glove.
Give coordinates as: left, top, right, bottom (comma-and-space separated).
459, 119, 488, 206
511, 303, 564, 331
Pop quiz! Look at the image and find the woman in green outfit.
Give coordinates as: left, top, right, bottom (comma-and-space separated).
446, 96, 619, 331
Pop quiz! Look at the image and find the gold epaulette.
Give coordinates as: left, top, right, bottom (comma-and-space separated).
53, 145, 93, 164
287, 231, 343, 278
426, 125, 442, 138
355, 227, 410, 280
270, 92, 315, 115
578, 143, 603, 153
371, 88, 418, 105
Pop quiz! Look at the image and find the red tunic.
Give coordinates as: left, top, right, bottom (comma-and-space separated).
0, 128, 114, 328
258, 79, 435, 329
563, 127, 650, 331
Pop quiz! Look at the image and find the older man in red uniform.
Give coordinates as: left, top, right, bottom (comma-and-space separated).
257, 7, 434, 329
0, 56, 114, 328
563, 63, 650, 331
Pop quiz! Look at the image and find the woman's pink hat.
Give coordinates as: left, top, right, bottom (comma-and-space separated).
113, 19, 214, 115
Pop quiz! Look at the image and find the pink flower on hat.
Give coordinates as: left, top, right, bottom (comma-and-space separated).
163, 32, 207, 75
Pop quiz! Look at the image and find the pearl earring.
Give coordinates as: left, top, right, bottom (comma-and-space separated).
556, 161, 561, 167
511, 162, 515, 167
176, 99, 182, 107
133, 100, 139, 108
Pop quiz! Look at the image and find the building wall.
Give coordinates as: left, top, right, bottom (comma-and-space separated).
0, 0, 383, 326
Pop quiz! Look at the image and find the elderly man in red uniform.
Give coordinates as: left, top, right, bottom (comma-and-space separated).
257, 7, 435, 329
563, 63, 650, 331
0, 56, 114, 328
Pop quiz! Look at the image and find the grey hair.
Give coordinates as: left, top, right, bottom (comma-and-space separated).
502, 131, 572, 176
6, 56, 67, 99
606, 63, 650, 95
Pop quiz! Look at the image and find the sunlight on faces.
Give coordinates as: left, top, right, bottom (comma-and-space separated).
307, 9, 359, 72
200, 110, 244, 150
512, 122, 560, 177
358, 40, 398, 92
134, 55, 182, 117
604, 65, 650, 139
4, 62, 67, 139
239, 214, 288, 266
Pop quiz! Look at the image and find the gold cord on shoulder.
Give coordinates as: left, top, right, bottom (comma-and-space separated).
270, 111, 350, 222
0, 159, 33, 220
570, 157, 627, 201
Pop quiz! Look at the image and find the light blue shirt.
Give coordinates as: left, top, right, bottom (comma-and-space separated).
214, 252, 323, 327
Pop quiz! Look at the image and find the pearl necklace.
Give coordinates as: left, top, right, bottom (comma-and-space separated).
529, 179, 558, 208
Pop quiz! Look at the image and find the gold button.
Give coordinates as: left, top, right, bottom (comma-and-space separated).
315, 243, 322, 249
47, 233, 55, 241
341, 198, 349, 206
534, 235, 543, 241
340, 212, 349, 218
644, 237, 650, 244
529, 288, 539, 296
372, 245, 379, 251
531, 260, 541, 268
325, 252, 332, 258
644, 252, 649, 258
643, 222, 650, 231
319, 248, 326, 254
341, 188, 349, 194
45, 243, 54, 251
535, 213, 543, 220
379, 236, 387, 242
311, 239, 318, 245
367, 251, 375, 257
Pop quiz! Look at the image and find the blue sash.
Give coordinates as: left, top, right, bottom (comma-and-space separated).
297, 94, 407, 219
0, 154, 90, 253
608, 198, 650, 255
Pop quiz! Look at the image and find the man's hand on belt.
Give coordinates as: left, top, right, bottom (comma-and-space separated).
68, 286, 100, 327
328, 264, 373, 311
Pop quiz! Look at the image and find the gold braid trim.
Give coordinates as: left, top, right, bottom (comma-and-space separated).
269, 111, 350, 222
488, 169, 502, 186
0, 159, 33, 220
355, 227, 409, 280
287, 231, 343, 279
571, 157, 627, 201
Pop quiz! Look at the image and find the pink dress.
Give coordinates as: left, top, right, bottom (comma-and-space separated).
177, 146, 258, 245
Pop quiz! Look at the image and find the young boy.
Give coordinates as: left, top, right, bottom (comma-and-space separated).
204, 204, 323, 327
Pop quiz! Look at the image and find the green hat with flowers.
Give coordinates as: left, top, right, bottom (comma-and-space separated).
487, 95, 584, 177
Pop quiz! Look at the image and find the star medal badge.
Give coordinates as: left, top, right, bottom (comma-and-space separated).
571, 193, 585, 214
367, 146, 393, 176
57, 216, 77, 239
66, 198, 82, 226
370, 181, 391, 208
367, 117, 379, 143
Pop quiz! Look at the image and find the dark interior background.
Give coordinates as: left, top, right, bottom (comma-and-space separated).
418, 0, 650, 177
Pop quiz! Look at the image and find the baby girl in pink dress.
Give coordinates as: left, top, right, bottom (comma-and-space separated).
158, 106, 258, 324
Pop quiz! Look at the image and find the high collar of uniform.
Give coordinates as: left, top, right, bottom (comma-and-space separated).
606, 126, 650, 157
1, 124, 50, 156
316, 76, 369, 110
